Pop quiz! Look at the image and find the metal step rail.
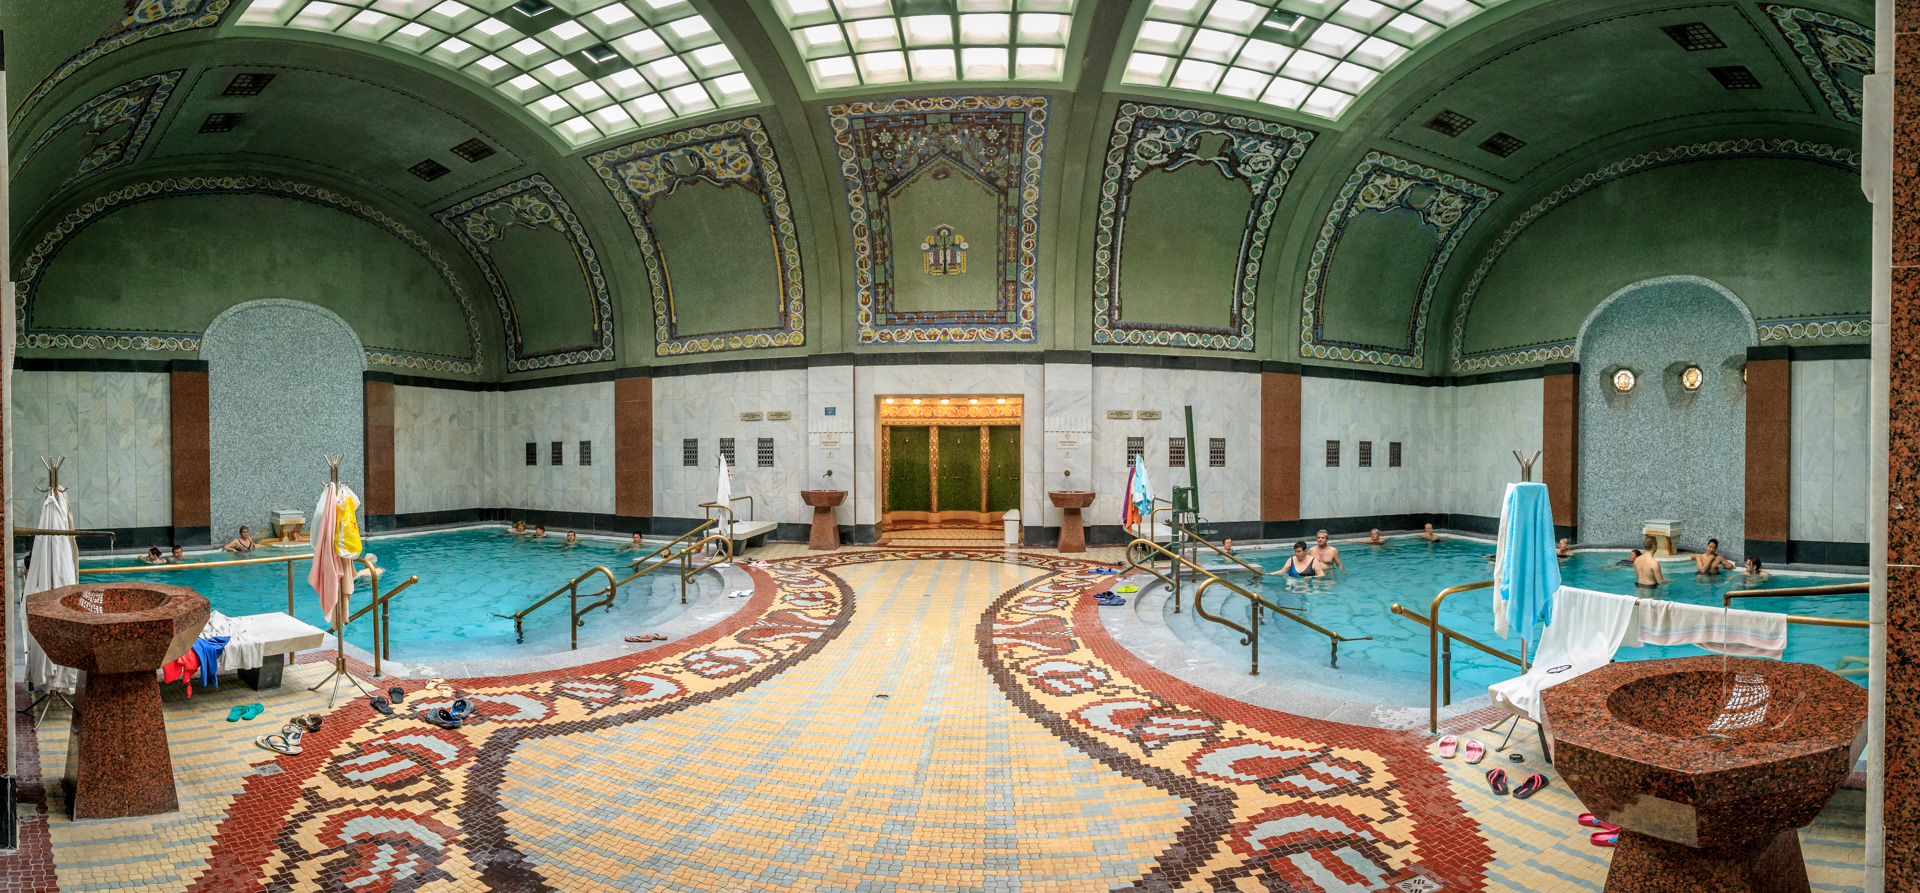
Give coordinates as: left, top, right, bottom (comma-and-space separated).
1178, 523, 1265, 579
1723, 581, 1868, 607
622, 520, 718, 578
492, 566, 617, 649
678, 534, 735, 602
1126, 538, 1369, 672
345, 572, 419, 678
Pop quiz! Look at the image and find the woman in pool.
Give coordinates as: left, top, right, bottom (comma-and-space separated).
511, 521, 529, 536
1363, 529, 1386, 545
1282, 542, 1323, 577
533, 524, 547, 538
141, 546, 166, 564
222, 526, 256, 553
1555, 538, 1572, 558
1418, 523, 1440, 542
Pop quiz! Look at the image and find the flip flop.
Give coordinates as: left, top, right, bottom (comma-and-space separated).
370, 696, 394, 716
1116, 585, 1139, 593
1485, 768, 1508, 795
240, 703, 264, 721
1437, 735, 1458, 759
1591, 830, 1619, 847
296, 714, 324, 733
1463, 740, 1487, 764
422, 708, 464, 730
254, 733, 301, 756
647, 633, 667, 641
226, 706, 247, 722
389, 686, 405, 705
625, 635, 649, 643
1514, 773, 1550, 799
447, 698, 474, 721
1580, 813, 1619, 831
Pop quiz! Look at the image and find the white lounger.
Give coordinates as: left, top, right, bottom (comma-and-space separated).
722, 520, 778, 549
202, 611, 328, 690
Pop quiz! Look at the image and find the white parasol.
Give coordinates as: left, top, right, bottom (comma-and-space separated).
716, 451, 734, 538
24, 483, 80, 695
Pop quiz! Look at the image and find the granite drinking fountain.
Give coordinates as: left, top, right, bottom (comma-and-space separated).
28, 582, 210, 820
1542, 655, 1868, 893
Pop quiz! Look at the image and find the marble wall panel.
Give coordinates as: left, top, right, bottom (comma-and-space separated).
651, 370, 810, 524
1791, 358, 1871, 542
393, 385, 487, 515
1446, 378, 1545, 520
10, 371, 171, 529
491, 382, 616, 517
808, 364, 855, 531
1297, 378, 1448, 520
1092, 367, 1261, 528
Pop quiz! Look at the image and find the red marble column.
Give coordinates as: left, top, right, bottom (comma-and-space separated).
169, 365, 211, 538
1261, 369, 1301, 527
1541, 369, 1579, 533
615, 371, 652, 519
1744, 354, 1791, 562
1888, 14, 1920, 886
363, 377, 395, 517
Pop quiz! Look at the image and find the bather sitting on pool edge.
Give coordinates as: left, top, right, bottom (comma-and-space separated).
222, 526, 256, 553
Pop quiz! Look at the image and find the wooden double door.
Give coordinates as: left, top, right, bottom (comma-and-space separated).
883, 425, 1020, 527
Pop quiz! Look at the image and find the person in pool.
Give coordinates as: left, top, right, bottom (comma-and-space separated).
354, 553, 383, 581
533, 524, 547, 538
1363, 529, 1386, 545
1419, 523, 1440, 542
1309, 530, 1344, 571
1282, 542, 1323, 577
565, 531, 579, 546
1694, 538, 1736, 574
166, 545, 193, 564
1221, 537, 1235, 554
619, 531, 647, 552
1633, 541, 1669, 589
141, 546, 166, 564
511, 521, 529, 536
222, 526, 256, 553
1742, 557, 1769, 583
1556, 538, 1572, 558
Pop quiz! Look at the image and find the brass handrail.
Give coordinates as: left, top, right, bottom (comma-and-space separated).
492, 565, 617, 649
679, 534, 735, 603
701, 496, 755, 528
81, 552, 314, 633
17, 526, 116, 544
347, 574, 417, 678
1127, 538, 1369, 672
1178, 523, 1264, 578
1724, 581, 1869, 606
622, 520, 717, 577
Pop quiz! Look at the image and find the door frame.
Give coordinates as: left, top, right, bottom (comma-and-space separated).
876, 394, 1022, 532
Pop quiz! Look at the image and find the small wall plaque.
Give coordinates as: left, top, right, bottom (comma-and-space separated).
740, 412, 764, 422
1137, 410, 1163, 420
767, 410, 792, 421
819, 432, 843, 449
1056, 431, 1081, 450
1106, 410, 1133, 420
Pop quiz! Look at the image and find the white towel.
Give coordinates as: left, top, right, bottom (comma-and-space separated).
1491, 483, 1514, 639
1488, 586, 1639, 723
1632, 599, 1788, 659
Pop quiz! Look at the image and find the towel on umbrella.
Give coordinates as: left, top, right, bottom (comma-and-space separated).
1493, 482, 1560, 642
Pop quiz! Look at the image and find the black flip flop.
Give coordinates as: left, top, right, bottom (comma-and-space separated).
370, 696, 394, 716
389, 686, 405, 705
1485, 768, 1508, 795
1514, 773, 1550, 799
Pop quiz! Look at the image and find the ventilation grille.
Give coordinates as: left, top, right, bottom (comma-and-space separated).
223, 73, 275, 96
719, 437, 736, 467
682, 438, 698, 467
450, 138, 496, 163
578, 441, 592, 466
757, 437, 774, 468
525, 442, 538, 467
1168, 437, 1187, 468
550, 441, 563, 466
1126, 437, 1145, 466
407, 159, 451, 181
1423, 109, 1475, 138
1325, 440, 1340, 468
1358, 441, 1373, 468
199, 113, 241, 133
1661, 22, 1725, 51
1708, 65, 1762, 89
1477, 132, 1526, 158
1389, 441, 1403, 468
1209, 437, 1226, 468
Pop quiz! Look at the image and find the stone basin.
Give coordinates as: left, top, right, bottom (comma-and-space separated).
1543, 655, 1867, 892
800, 489, 847, 507
1047, 491, 1095, 552
801, 490, 848, 550
1047, 490, 1096, 509
29, 583, 209, 675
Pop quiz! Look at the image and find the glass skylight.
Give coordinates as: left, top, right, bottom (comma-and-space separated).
239, 0, 760, 147
1121, 0, 1495, 120
767, 0, 1077, 91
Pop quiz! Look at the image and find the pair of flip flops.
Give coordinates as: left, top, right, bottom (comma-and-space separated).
225, 703, 264, 722
369, 686, 409, 717
624, 633, 668, 643
1096, 593, 1127, 606
726, 590, 753, 599
1484, 768, 1549, 799
1436, 735, 1487, 764
255, 722, 306, 756
421, 698, 478, 729
1116, 585, 1140, 593
1581, 813, 1621, 846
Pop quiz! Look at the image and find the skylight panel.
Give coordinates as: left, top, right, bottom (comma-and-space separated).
810, 55, 862, 87
858, 51, 911, 83
1017, 13, 1070, 45
910, 49, 958, 80
246, 0, 760, 143
903, 16, 952, 46
1125, 0, 1493, 120
1015, 46, 1064, 79
781, 0, 1079, 88
961, 46, 1009, 79
847, 18, 902, 51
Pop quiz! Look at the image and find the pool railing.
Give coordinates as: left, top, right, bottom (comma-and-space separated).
1126, 538, 1370, 673
346, 573, 418, 678
497, 522, 734, 650
1177, 523, 1266, 579
493, 565, 618, 649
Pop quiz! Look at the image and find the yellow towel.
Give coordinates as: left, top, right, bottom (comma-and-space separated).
335, 487, 362, 554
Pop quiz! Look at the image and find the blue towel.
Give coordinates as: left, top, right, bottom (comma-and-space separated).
192, 636, 230, 690
1496, 483, 1560, 643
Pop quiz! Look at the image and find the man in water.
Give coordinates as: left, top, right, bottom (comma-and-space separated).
1309, 530, 1345, 571
222, 526, 256, 553
1694, 538, 1736, 574
1363, 529, 1386, 545
1418, 523, 1440, 542
1742, 557, 1769, 583
620, 532, 647, 552
1634, 537, 1668, 588
166, 545, 192, 564
1556, 538, 1572, 558
565, 531, 579, 546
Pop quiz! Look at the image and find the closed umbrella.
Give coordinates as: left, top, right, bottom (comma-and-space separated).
25, 486, 80, 696
1493, 481, 1560, 642
715, 451, 734, 537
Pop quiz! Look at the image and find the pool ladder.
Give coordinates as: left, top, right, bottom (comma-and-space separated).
494, 520, 734, 650
1126, 536, 1370, 672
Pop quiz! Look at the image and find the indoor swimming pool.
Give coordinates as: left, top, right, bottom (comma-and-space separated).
74, 527, 700, 662
1162, 537, 1869, 707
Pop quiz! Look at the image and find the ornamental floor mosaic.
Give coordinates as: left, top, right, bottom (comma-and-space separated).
7, 547, 1869, 892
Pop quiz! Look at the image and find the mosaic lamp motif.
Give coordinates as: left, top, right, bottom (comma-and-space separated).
1613, 368, 1636, 392
1681, 365, 1703, 391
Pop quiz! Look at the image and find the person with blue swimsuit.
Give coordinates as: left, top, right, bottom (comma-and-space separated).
1283, 542, 1323, 577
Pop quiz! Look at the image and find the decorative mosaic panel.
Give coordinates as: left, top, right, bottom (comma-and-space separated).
1764, 5, 1872, 124
14, 176, 484, 374
1450, 139, 1861, 372
1092, 103, 1314, 351
585, 115, 805, 357
827, 95, 1048, 345
1299, 151, 1497, 369
436, 175, 613, 372
11, 0, 230, 129
18, 70, 181, 207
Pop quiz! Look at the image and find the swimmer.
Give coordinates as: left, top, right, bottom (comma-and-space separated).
1363, 529, 1386, 545
1221, 537, 1235, 554
354, 553, 384, 581
533, 524, 548, 538
1634, 541, 1669, 589
1282, 542, 1323, 578
1555, 538, 1572, 558
620, 531, 646, 552
1694, 538, 1735, 574
565, 531, 579, 546
1617, 549, 1640, 567
166, 545, 192, 564
512, 521, 529, 536
1308, 530, 1345, 571
222, 526, 256, 553
1419, 523, 1440, 542
1742, 557, 1769, 584
141, 546, 166, 565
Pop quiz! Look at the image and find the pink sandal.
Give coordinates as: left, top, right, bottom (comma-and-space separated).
1436, 735, 1458, 759
1591, 830, 1619, 847
1580, 813, 1619, 831
1463, 740, 1486, 764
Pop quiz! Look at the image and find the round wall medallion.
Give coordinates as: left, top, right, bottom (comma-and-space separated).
1681, 365, 1703, 391
1612, 369, 1635, 392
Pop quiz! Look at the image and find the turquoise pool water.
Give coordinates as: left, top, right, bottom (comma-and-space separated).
1166, 537, 1868, 707
75, 528, 697, 662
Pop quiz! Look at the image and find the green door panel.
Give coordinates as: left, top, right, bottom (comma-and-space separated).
887, 426, 931, 512
937, 426, 983, 513
987, 426, 1021, 512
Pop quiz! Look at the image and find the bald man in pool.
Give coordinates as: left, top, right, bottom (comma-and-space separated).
1633, 537, 1669, 588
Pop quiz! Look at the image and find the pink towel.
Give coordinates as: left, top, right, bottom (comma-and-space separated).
307, 483, 344, 620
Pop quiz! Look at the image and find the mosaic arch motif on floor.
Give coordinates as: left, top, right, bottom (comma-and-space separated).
182, 548, 1486, 892
584, 115, 805, 357
435, 176, 613, 372
1765, 4, 1872, 124
1091, 103, 1315, 352
827, 95, 1048, 345
1448, 139, 1864, 373
10, 0, 230, 129
1299, 150, 1497, 369
14, 177, 485, 375
17, 70, 182, 211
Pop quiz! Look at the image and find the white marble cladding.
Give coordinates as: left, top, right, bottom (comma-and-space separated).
1790, 359, 1870, 543
10, 371, 171, 529
1446, 379, 1545, 520
394, 386, 486, 514
653, 369, 810, 525
1091, 367, 1259, 529
492, 382, 616, 515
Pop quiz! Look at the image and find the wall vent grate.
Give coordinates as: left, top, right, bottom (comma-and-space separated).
1389, 441, 1402, 468
1358, 441, 1373, 468
1477, 132, 1525, 158
1168, 437, 1187, 468
1422, 109, 1475, 138
683, 438, 698, 467
1708, 65, 1762, 89
551, 441, 564, 466
1661, 22, 1726, 51
525, 442, 538, 467
199, 113, 241, 133
407, 159, 451, 181
578, 441, 592, 466
1325, 440, 1340, 468
719, 437, 736, 467
223, 73, 275, 96
450, 138, 496, 163
1209, 437, 1225, 468
1126, 437, 1145, 466
758, 437, 774, 467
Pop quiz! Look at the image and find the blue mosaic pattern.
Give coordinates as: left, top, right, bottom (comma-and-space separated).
1450, 140, 1862, 372
584, 115, 805, 357
1092, 103, 1314, 352
17, 70, 182, 211
827, 95, 1048, 345
14, 176, 485, 375
11, 0, 230, 129
436, 176, 614, 372
1765, 5, 1872, 124
1299, 151, 1497, 369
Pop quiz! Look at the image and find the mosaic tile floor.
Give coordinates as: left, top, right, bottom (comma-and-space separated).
6, 546, 1868, 891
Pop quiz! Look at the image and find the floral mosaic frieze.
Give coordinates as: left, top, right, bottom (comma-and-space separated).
585, 115, 805, 357
19, 70, 182, 210
827, 94, 1048, 345
436, 176, 614, 372
15, 176, 485, 375
12, 1, 230, 129
1450, 139, 1862, 373
1764, 4, 1872, 124
1091, 103, 1314, 352
1300, 151, 1497, 369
